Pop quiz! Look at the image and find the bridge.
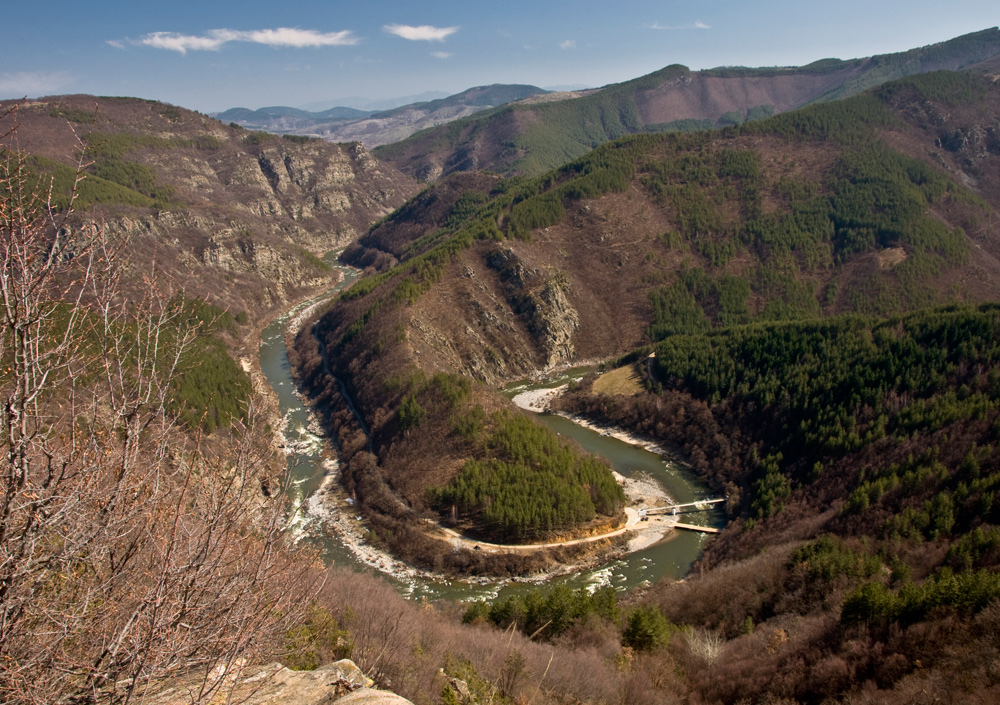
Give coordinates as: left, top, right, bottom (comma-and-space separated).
637, 498, 725, 534
642, 498, 725, 516
668, 522, 720, 534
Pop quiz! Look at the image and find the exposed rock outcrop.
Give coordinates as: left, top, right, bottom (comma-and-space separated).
12, 95, 420, 317
487, 247, 579, 368
522, 277, 579, 367
147, 659, 414, 705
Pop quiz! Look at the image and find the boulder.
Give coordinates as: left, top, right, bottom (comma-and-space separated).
144, 659, 414, 705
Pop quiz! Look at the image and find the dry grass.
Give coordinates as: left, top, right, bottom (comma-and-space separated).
592, 365, 644, 397
878, 246, 908, 269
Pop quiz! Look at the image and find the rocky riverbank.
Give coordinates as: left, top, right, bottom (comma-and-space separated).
296, 381, 681, 585
512, 385, 683, 552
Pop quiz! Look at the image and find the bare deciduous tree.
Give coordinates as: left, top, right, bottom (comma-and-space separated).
0, 103, 318, 704
685, 628, 725, 665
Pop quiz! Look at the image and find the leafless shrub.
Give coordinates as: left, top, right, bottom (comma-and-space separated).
686, 628, 725, 665
650, 545, 793, 636
495, 648, 526, 700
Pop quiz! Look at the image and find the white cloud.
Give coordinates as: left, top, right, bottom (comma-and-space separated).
383, 24, 458, 42
431, 51, 453, 59
649, 21, 711, 30
237, 28, 358, 48
135, 27, 359, 54
139, 31, 228, 53
0, 71, 73, 97
559, 40, 576, 50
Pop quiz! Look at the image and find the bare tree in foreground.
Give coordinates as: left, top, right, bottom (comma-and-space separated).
0, 104, 318, 703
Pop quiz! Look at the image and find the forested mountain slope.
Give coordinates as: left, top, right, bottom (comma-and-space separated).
294, 70, 1000, 583
313, 68, 1000, 703
375, 28, 1000, 181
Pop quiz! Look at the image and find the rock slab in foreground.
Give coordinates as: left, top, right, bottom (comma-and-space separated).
147, 659, 414, 705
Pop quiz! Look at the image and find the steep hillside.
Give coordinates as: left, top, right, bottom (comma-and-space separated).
375, 28, 1000, 181
13, 95, 418, 318
0, 95, 425, 702
293, 69, 1000, 579
218, 84, 549, 148
508, 68, 1000, 705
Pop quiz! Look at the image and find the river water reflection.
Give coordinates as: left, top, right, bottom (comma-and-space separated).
259, 260, 725, 602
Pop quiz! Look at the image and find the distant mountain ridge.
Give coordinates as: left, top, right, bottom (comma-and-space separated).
299, 91, 451, 112
216, 105, 372, 130
216, 84, 550, 148
375, 27, 1000, 181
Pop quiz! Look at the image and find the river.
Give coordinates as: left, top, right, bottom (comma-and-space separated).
258, 258, 725, 602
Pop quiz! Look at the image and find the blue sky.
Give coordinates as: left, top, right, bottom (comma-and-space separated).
2, 1, 997, 113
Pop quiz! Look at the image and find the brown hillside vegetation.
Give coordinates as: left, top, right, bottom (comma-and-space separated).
636, 68, 857, 125
0, 108, 322, 703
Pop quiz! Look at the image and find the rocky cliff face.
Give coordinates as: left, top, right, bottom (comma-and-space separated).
13, 95, 420, 317
100, 210, 338, 312
230, 141, 398, 249
486, 247, 579, 369
525, 278, 579, 367
384, 246, 583, 389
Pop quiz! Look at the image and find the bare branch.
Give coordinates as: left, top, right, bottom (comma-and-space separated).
0, 100, 318, 705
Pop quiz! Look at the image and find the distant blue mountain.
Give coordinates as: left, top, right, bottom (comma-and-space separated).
213, 84, 549, 147
298, 92, 451, 112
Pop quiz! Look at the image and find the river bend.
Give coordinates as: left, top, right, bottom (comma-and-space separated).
258, 260, 725, 601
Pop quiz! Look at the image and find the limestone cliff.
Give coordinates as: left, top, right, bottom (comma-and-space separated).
486, 247, 579, 370
12, 95, 420, 317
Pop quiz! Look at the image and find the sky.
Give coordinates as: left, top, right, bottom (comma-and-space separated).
2, 1, 997, 114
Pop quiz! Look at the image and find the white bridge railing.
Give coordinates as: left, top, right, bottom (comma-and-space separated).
642, 498, 725, 516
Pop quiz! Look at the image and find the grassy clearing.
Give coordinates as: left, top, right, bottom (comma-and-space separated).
592, 365, 643, 396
